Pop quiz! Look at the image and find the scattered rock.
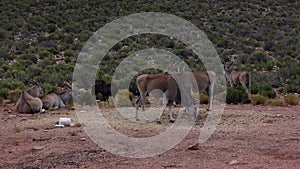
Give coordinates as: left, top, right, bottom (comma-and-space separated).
80, 138, 86, 141
229, 159, 239, 165
9, 114, 17, 118
187, 143, 199, 150
275, 114, 284, 118
54, 124, 65, 128
32, 146, 44, 151
71, 122, 81, 127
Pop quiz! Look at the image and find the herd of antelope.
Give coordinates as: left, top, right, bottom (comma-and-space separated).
15, 63, 251, 124
16, 81, 73, 114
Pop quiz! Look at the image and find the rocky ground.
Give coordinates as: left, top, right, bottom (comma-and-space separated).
0, 102, 299, 169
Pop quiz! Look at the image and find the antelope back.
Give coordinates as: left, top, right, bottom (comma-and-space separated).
27, 85, 44, 97
16, 91, 43, 113
59, 90, 73, 103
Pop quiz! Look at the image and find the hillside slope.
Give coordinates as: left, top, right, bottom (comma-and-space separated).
0, 0, 299, 98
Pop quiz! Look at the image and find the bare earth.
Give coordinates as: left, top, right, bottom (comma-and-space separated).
0, 102, 299, 169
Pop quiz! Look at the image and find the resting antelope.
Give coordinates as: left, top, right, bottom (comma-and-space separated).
224, 64, 251, 99
42, 82, 73, 110
16, 85, 45, 114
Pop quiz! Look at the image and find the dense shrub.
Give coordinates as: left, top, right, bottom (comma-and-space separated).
251, 94, 267, 105
226, 87, 249, 104
199, 93, 209, 104
7, 89, 22, 102
42, 82, 58, 94
251, 82, 276, 98
284, 93, 299, 105
115, 89, 134, 107
0, 79, 24, 99
269, 99, 285, 106
17, 54, 38, 64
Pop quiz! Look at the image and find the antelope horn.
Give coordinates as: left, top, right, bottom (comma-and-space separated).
164, 60, 181, 73
62, 81, 72, 89
29, 80, 38, 85
227, 62, 234, 68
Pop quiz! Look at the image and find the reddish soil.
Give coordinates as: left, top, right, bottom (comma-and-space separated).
0, 101, 299, 169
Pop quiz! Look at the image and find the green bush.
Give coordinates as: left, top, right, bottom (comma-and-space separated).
42, 82, 58, 94
0, 88, 9, 99
251, 82, 276, 98
251, 94, 267, 105
79, 91, 96, 106
7, 89, 22, 103
226, 87, 249, 104
17, 54, 38, 64
0, 79, 24, 99
199, 93, 209, 104
269, 99, 285, 106
284, 93, 299, 105
115, 89, 134, 107
0, 97, 3, 105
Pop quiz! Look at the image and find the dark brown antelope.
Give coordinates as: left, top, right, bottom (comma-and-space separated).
91, 80, 119, 101
42, 82, 73, 110
224, 64, 251, 99
16, 85, 45, 114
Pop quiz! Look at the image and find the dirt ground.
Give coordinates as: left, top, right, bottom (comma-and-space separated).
0, 101, 299, 169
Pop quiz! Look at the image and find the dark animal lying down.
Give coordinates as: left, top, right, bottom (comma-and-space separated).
92, 80, 119, 101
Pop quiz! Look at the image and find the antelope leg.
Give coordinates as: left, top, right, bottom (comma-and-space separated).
168, 101, 175, 123
135, 96, 141, 120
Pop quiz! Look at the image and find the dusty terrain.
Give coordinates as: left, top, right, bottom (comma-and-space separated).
0, 102, 299, 169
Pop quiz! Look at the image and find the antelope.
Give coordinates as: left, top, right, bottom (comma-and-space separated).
224, 64, 251, 99
135, 71, 199, 123
42, 82, 73, 110
16, 84, 45, 114
191, 70, 216, 111
91, 80, 119, 101
135, 73, 175, 123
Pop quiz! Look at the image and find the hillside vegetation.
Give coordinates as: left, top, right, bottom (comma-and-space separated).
0, 0, 299, 100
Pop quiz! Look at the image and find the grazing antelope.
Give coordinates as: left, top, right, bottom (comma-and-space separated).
135, 73, 178, 123
135, 72, 199, 123
92, 80, 119, 101
224, 64, 251, 99
136, 70, 216, 123
42, 82, 73, 110
190, 70, 216, 111
16, 85, 45, 114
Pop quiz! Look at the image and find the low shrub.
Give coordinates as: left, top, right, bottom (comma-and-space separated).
251, 94, 267, 105
0, 79, 24, 98
79, 91, 96, 106
284, 93, 299, 105
115, 89, 134, 107
7, 89, 22, 103
251, 82, 276, 98
13, 124, 22, 133
0, 97, 3, 105
226, 87, 249, 104
269, 99, 285, 106
199, 93, 209, 104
